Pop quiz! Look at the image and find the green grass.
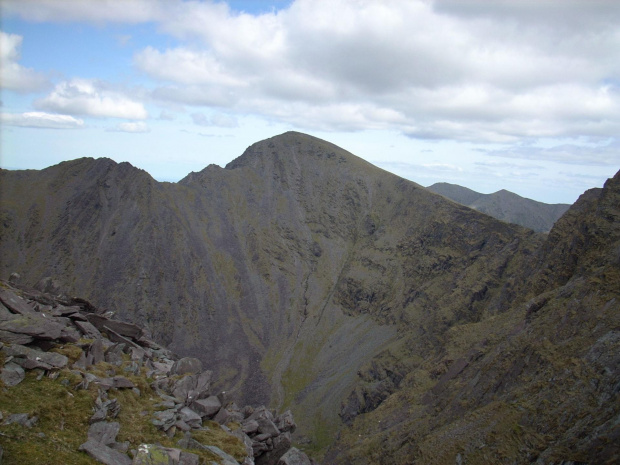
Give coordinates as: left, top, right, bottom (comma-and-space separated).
0, 342, 247, 465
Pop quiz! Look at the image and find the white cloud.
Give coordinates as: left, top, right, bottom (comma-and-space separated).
135, 47, 247, 87
35, 79, 148, 119
0, 111, 84, 129
0, 31, 49, 92
4, 0, 620, 153
191, 112, 238, 128
107, 121, 150, 133
131, 0, 620, 144
1, 0, 164, 23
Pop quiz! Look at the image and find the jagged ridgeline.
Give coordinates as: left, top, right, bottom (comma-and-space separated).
1, 131, 619, 464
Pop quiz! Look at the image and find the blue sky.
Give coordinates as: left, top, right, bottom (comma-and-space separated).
1, 0, 619, 204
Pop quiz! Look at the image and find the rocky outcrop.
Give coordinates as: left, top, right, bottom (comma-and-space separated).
0, 280, 311, 465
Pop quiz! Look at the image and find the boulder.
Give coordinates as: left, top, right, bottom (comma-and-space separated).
151, 360, 173, 375
0, 362, 25, 386
170, 371, 212, 403
248, 406, 275, 422
241, 419, 260, 435
113, 376, 135, 389
88, 421, 121, 445
190, 395, 221, 418
33, 277, 62, 295
79, 439, 132, 465
277, 448, 312, 465
89, 338, 106, 364
170, 357, 202, 376
152, 409, 177, 431
214, 404, 245, 426
8, 272, 20, 285
275, 411, 296, 434
178, 407, 202, 429
73, 351, 89, 370
257, 417, 281, 438
91, 395, 121, 423
255, 432, 291, 465
105, 344, 125, 365
59, 325, 81, 343
129, 346, 146, 363
74, 320, 103, 339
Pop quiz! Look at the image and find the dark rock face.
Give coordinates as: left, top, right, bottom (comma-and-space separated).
1, 132, 619, 464
325, 170, 620, 465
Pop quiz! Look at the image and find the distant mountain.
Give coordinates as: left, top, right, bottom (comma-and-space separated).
1, 132, 618, 464
427, 182, 570, 232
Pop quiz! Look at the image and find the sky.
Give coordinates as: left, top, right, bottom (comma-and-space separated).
1, 0, 619, 204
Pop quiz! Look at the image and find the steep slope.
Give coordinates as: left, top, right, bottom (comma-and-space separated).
0, 132, 541, 457
428, 182, 570, 232
327, 171, 620, 464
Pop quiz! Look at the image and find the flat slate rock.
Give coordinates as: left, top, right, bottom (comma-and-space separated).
0, 313, 65, 340
133, 444, 200, 465
2, 343, 68, 368
86, 314, 143, 340
0, 288, 35, 315
74, 319, 103, 339
79, 439, 132, 465
0, 328, 34, 345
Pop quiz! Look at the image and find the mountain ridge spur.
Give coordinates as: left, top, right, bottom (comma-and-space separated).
427, 181, 570, 232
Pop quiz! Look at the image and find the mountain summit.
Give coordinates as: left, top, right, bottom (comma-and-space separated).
1, 132, 618, 464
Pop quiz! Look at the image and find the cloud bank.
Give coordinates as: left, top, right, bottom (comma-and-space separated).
0, 31, 49, 92
35, 79, 148, 119
1, 111, 84, 129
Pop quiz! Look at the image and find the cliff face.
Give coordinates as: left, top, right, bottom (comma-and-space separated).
1, 132, 618, 463
327, 171, 620, 464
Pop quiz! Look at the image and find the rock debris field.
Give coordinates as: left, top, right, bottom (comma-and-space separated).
0, 276, 312, 465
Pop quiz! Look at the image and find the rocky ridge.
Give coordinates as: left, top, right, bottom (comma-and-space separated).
0, 277, 312, 465
427, 182, 570, 232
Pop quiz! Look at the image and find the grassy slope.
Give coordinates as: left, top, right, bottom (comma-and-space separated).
0, 344, 246, 465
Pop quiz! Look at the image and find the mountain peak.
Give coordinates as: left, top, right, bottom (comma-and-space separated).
224, 131, 366, 171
